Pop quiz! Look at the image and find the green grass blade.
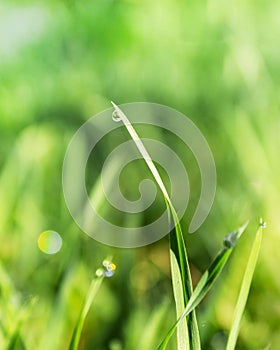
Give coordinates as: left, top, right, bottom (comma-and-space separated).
111, 103, 200, 349
169, 209, 200, 350
170, 248, 190, 349
69, 275, 104, 350
111, 102, 171, 203
157, 222, 249, 350
6, 331, 26, 350
226, 220, 264, 350
3, 286, 36, 350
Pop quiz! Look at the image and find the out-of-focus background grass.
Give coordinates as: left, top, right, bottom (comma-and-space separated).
0, 0, 279, 349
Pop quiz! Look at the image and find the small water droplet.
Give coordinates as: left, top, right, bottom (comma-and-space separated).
107, 263, 116, 272
103, 260, 116, 271
97, 260, 116, 278
103, 260, 110, 267
223, 232, 237, 249
112, 109, 121, 122
260, 218, 267, 229
95, 268, 105, 277
104, 270, 115, 278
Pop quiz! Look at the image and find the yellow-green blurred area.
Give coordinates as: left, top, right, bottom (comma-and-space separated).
0, 0, 279, 349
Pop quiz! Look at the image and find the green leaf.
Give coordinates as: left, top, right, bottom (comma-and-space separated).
169, 208, 200, 350
170, 249, 190, 349
69, 275, 104, 350
226, 220, 264, 350
111, 103, 200, 349
157, 222, 249, 350
3, 285, 36, 350
5, 331, 26, 350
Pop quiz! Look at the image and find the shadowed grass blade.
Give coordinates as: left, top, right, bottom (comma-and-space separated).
169, 208, 200, 350
69, 275, 104, 350
170, 248, 189, 349
157, 222, 249, 350
6, 331, 26, 350
5, 298, 36, 350
111, 102, 200, 349
1, 265, 35, 350
226, 220, 264, 350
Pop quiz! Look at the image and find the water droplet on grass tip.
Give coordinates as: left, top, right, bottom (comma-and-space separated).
260, 218, 267, 229
102, 260, 110, 267
38, 230, 62, 254
96, 260, 116, 278
103, 260, 116, 270
112, 109, 121, 122
104, 270, 115, 277
95, 268, 105, 277
223, 232, 237, 249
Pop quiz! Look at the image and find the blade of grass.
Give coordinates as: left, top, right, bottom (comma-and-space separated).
170, 248, 189, 349
6, 331, 26, 350
169, 210, 200, 350
0, 263, 35, 350
69, 274, 104, 350
111, 102, 200, 349
226, 219, 264, 350
5, 298, 37, 350
167, 200, 199, 349
157, 221, 249, 350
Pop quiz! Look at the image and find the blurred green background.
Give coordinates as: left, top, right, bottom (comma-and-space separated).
0, 0, 279, 349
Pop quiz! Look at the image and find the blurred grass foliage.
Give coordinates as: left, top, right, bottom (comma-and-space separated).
0, 0, 279, 349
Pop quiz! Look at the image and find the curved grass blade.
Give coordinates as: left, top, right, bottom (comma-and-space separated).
169, 209, 200, 350
226, 219, 264, 350
6, 331, 26, 350
111, 102, 200, 349
69, 274, 104, 350
157, 221, 249, 350
4, 292, 36, 350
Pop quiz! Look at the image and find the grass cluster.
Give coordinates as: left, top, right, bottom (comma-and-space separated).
0, 0, 279, 349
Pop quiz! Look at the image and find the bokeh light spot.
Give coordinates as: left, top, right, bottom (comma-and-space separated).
38, 230, 62, 254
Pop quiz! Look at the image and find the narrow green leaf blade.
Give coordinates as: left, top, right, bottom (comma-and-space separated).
4, 294, 36, 350
169, 211, 200, 350
170, 249, 189, 349
69, 276, 104, 350
226, 220, 264, 350
111, 103, 200, 349
6, 331, 26, 350
157, 222, 249, 350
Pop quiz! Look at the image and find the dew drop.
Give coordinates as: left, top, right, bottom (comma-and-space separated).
260, 218, 267, 229
96, 260, 116, 278
95, 268, 105, 277
107, 263, 116, 272
102, 260, 110, 267
112, 109, 121, 122
38, 230, 62, 254
223, 232, 237, 249
104, 270, 115, 278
